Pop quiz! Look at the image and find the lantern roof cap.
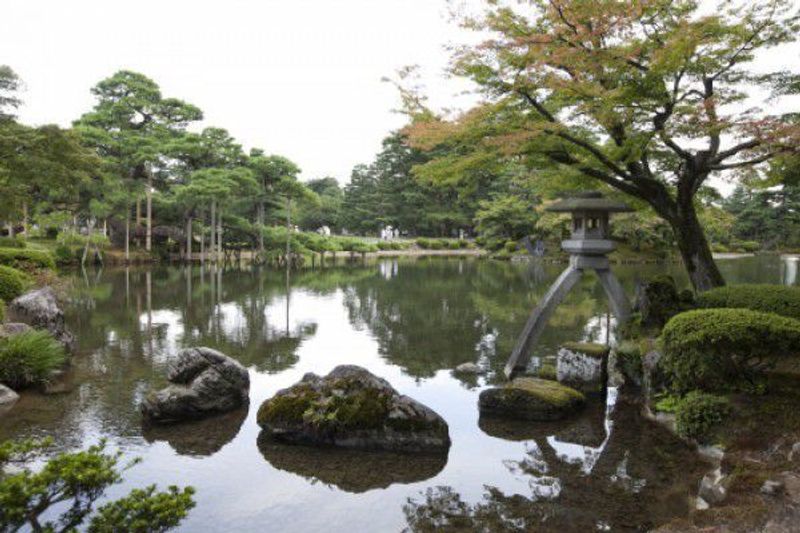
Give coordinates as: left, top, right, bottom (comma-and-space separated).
546, 191, 633, 213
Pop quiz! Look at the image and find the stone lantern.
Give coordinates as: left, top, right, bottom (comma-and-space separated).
504, 192, 633, 378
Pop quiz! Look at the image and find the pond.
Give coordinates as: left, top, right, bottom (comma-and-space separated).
2, 254, 798, 531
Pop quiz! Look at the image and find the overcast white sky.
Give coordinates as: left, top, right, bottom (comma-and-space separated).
2, 0, 798, 190
2, 0, 473, 182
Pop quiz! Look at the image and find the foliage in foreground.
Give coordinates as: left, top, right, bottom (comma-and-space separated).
0, 439, 195, 533
0, 330, 66, 388
0, 265, 28, 302
674, 392, 731, 444
697, 284, 800, 321
659, 308, 800, 393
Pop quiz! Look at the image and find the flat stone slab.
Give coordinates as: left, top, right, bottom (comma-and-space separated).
479, 377, 585, 421
257, 365, 450, 453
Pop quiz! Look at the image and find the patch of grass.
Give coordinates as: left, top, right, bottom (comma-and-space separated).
0, 330, 66, 388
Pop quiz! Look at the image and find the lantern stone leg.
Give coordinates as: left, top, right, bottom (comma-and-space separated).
596, 268, 631, 323
504, 265, 583, 378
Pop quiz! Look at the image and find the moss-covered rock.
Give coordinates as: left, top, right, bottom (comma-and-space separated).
257, 365, 450, 453
478, 377, 585, 421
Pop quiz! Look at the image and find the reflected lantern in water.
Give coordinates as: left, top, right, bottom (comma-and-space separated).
504, 192, 633, 378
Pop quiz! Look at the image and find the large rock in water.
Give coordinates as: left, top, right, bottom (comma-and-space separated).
9, 287, 75, 351
141, 347, 250, 423
257, 365, 450, 453
479, 378, 585, 421
0, 384, 19, 406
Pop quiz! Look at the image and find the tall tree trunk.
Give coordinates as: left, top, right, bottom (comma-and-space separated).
200, 213, 205, 265
21, 202, 28, 239
145, 170, 153, 252
217, 207, 223, 262
210, 199, 217, 263
285, 197, 291, 263
669, 199, 725, 292
186, 215, 193, 262
258, 201, 265, 253
125, 208, 130, 262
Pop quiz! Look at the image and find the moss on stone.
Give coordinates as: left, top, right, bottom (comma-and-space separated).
510, 377, 586, 407
538, 363, 557, 381
561, 342, 610, 359
257, 384, 315, 426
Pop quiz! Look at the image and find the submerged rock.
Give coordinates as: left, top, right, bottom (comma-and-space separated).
556, 342, 609, 394
453, 362, 483, 375
0, 322, 32, 339
257, 365, 450, 453
479, 378, 585, 421
8, 288, 75, 351
140, 347, 249, 423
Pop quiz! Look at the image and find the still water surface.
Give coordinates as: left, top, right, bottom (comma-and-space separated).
2, 255, 798, 531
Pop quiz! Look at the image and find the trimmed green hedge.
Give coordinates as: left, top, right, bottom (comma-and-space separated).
0, 266, 28, 302
697, 284, 800, 320
674, 391, 730, 443
0, 236, 26, 249
660, 308, 800, 393
0, 248, 55, 270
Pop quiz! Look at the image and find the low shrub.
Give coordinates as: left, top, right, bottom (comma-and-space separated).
0, 265, 28, 301
697, 284, 800, 321
377, 241, 408, 251
458, 239, 470, 249
0, 248, 55, 270
415, 238, 432, 249
54, 244, 77, 265
447, 240, 461, 250
503, 241, 518, 253
660, 308, 800, 393
0, 236, 26, 249
674, 391, 730, 443
0, 330, 67, 388
734, 240, 760, 253
711, 243, 730, 253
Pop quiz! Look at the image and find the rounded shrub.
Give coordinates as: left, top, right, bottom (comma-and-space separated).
674, 391, 730, 443
0, 266, 28, 302
503, 241, 518, 253
697, 284, 800, 321
660, 308, 800, 393
0, 330, 66, 388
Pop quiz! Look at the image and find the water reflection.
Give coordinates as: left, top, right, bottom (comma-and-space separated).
257, 433, 448, 493
408, 396, 705, 532
143, 407, 248, 456
0, 256, 789, 531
